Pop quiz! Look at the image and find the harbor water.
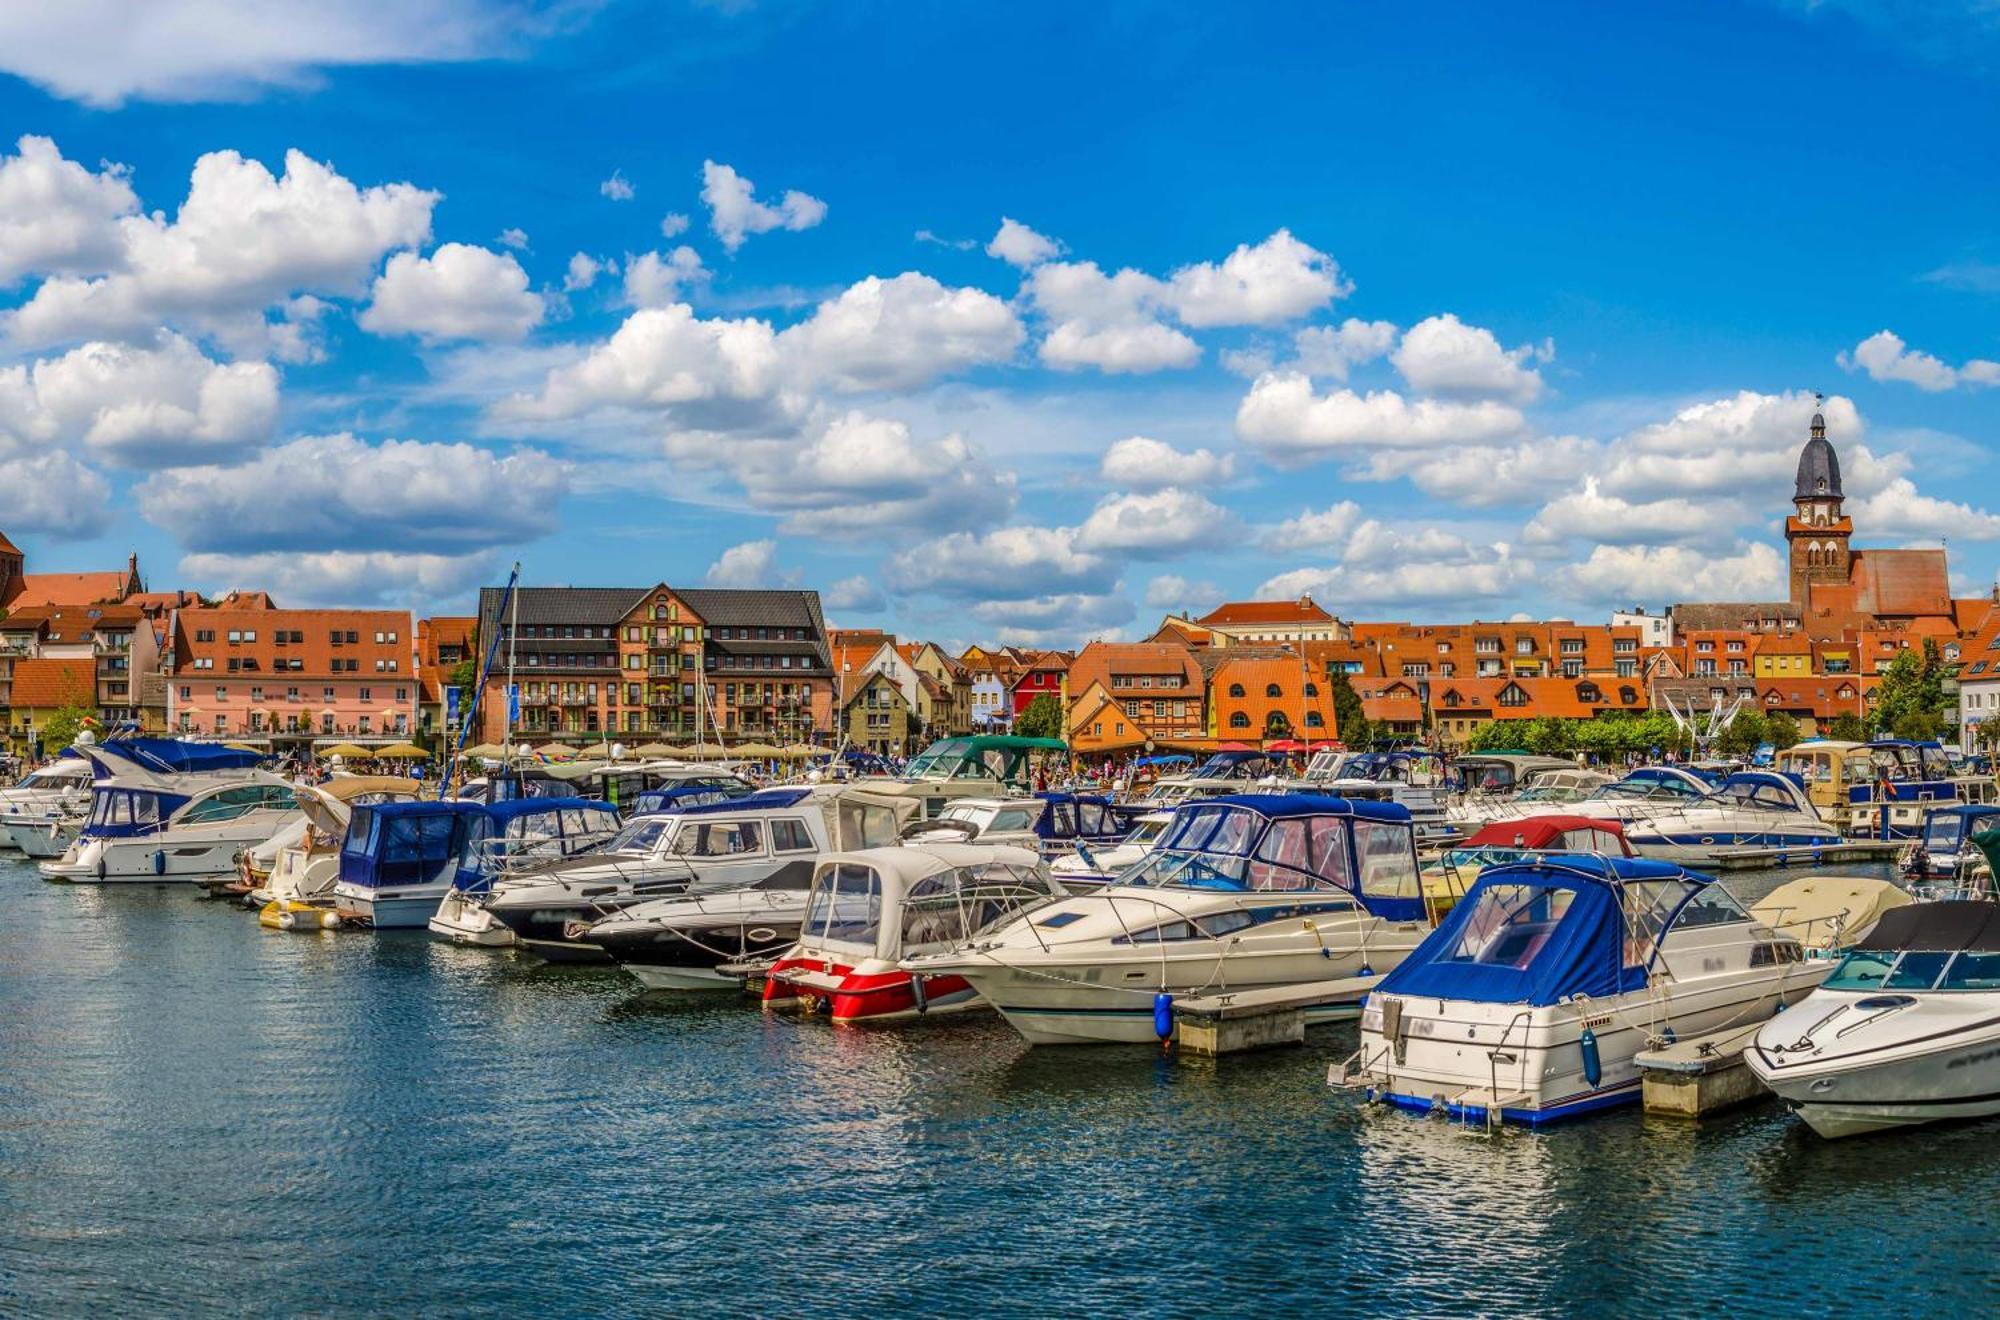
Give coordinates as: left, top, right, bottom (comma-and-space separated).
4, 855, 1995, 1316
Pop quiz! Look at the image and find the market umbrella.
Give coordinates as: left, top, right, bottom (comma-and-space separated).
462, 742, 507, 759
377, 741, 430, 760
779, 742, 820, 761
320, 742, 371, 759
534, 743, 578, 761
633, 742, 682, 757
1217, 741, 1256, 752
733, 740, 782, 758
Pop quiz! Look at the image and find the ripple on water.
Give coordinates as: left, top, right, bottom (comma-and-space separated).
1, 856, 1993, 1316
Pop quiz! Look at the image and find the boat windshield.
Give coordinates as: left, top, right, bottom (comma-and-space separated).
1924, 815, 1971, 853
1125, 817, 1169, 845
1705, 779, 1803, 812
605, 816, 674, 854
802, 861, 882, 948
1119, 808, 1364, 893
1442, 845, 1533, 871
1443, 883, 1579, 968
85, 788, 167, 835
1823, 948, 2000, 992
1599, 774, 1704, 802
1460, 761, 1520, 794
900, 862, 1060, 950
904, 738, 1007, 782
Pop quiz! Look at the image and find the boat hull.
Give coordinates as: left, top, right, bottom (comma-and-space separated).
331, 882, 451, 929
41, 835, 259, 883
1748, 997, 2000, 1138
427, 890, 516, 946
763, 958, 981, 1023
1359, 966, 1827, 1126
935, 936, 1414, 1046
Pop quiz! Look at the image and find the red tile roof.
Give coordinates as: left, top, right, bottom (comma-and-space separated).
1847, 549, 1952, 619
1197, 598, 1334, 627
8, 571, 130, 609
10, 657, 96, 709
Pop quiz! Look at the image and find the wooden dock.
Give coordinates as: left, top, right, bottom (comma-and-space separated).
1170, 973, 1381, 1056
1707, 839, 1905, 872
1634, 1022, 1770, 1117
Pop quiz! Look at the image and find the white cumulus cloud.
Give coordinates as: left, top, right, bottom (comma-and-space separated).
622, 246, 707, 310
706, 539, 791, 588
1098, 435, 1235, 489
1074, 487, 1234, 555
140, 432, 565, 554
179, 548, 501, 608
4, 145, 437, 352
776, 272, 1022, 391
1165, 229, 1347, 328
599, 170, 634, 201
1291, 318, 1398, 380
701, 160, 826, 252
1550, 542, 1787, 607
0, 135, 138, 285
19, 331, 278, 467
1261, 500, 1362, 552
359, 242, 543, 342
987, 217, 1063, 268
1391, 312, 1549, 403
1840, 329, 2000, 392
1235, 374, 1526, 464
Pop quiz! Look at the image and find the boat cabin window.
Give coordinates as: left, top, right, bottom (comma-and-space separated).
1714, 779, 1798, 811
1161, 805, 1257, 857
1247, 815, 1354, 892
180, 783, 293, 824
1882, 951, 1955, 991
1074, 802, 1111, 835
88, 789, 164, 831
1822, 948, 1898, 990
1045, 801, 1077, 837
672, 820, 764, 857
1354, 819, 1419, 900
901, 862, 1057, 950
1560, 829, 1614, 852
771, 818, 816, 852
1941, 953, 2000, 990
1126, 817, 1168, 844
835, 800, 905, 849
804, 862, 882, 946
1446, 883, 1577, 968
1924, 815, 1973, 851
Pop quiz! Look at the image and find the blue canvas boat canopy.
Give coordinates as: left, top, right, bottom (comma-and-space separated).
632, 783, 754, 815
1205, 792, 1411, 823
1377, 855, 1712, 1007
94, 738, 265, 777
676, 787, 814, 814
340, 800, 493, 891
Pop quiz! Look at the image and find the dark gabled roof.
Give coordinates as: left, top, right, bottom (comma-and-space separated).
478, 586, 647, 632
678, 587, 823, 630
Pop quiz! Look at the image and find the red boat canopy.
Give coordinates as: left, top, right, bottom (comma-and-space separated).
1463, 815, 1633, 857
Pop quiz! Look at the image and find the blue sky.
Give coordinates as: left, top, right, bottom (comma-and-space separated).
2, 0, 1999, 643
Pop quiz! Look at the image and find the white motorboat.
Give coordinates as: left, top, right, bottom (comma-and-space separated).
589, 876, 817, 990
3, 808, 85, 859
0, 756, 93, 851
328, 799, 494, 928
899, 792, 1134, 860
1336, 854, 1827, 1126
425, 796, 621, 944
1300, 749, 1458, 847
764, 843, 1063, 1023
1486, 769, 1839, 864
903, 794, 1433, 1045
1747, 901, 2000, 1139
39, 739, 300, 883
1049, 809, 1171, 887
250, 777, 425, 911
478, 784, 916, 955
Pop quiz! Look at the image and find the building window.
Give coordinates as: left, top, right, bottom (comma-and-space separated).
1229, 712, 1250, 728
1228, 683, 1245, 698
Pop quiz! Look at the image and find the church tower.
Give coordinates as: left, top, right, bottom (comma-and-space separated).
1786, 408, 1851, 606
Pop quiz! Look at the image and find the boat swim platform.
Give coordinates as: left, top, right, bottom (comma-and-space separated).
1634, 1023, 1770, 1118
1171, 973, 1383, 1057
1706, 839, 1905, 872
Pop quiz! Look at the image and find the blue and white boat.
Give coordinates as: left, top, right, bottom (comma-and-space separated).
1846, 740, 1975, 840
1904, 804, 2000, 898
426, 796, 622, 943
39, 738, 299, 883
905, 794, 1432, 1045
1492, 768, 1837, 864
901, 792, 1140, 861
332, 800, 495, 929
1341, 855, 1828, 1126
